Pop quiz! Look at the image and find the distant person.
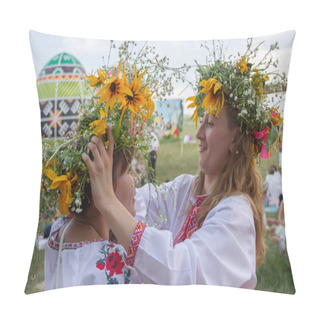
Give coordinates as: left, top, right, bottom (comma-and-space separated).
262, 181, 278, 213
265, 165, 282, 208
266, 200, 287, 253
147, 129, 159, 183
184, 133, 191, 144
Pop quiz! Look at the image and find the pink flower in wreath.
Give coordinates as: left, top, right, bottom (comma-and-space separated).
106, 251, 125, 277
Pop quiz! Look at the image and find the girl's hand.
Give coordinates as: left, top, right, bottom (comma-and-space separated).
81, 128, 116, 213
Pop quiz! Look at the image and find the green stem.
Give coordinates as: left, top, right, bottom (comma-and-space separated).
46, 133, 85, 167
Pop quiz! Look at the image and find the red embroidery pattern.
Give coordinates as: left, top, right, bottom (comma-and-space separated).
48, 237, 105, 250
96, 243, 131, 284
173, 195, 207, 246
125, 222, 146, 267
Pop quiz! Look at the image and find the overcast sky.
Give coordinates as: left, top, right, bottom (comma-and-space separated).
30, 30, 295, 114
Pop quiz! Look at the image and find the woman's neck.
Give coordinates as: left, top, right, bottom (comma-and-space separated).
56, 205, 111, 244
202, 174, 218, 195
70, 206, 111, 241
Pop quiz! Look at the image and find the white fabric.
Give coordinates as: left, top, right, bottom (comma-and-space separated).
45, 218, 141, 290
134, 174, 257, 288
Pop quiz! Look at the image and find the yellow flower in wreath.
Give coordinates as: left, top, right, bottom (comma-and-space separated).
46, 169, 78, 216
236, 56, 248, 74
89, 108, 108, 138
143, 86, 155, 119
87, 68, 107, 87
269, 107, 283, 127
96, 76, 132, 115
120, 65, 148, 127
200, 77, 225, 117
186, 96, 201, 128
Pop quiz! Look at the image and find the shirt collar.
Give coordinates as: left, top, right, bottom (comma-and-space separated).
190, 194, 208, 207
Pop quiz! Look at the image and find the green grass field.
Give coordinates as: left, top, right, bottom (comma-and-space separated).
25, 118, 295, 294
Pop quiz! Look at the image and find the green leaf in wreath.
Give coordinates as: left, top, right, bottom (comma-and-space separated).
266, 124, 278, 149
197, 107, 204, 117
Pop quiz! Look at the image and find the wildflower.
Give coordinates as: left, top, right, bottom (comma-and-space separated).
96, 69, 132, 116
143, 86, 155, 119
200, 77, 225, 117
269, 107, 283, 127
89, 108, 108, 138
120, 65, 148, 127
186, 96, 201, 128
236, 56, 248, 74
86, 68, 107, 87
46, 169, 78, 216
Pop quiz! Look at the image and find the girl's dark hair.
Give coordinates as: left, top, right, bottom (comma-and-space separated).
80, 146, 134, 216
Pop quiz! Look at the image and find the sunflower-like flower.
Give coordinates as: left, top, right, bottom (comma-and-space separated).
120, 65, 148, 127
95, 63, 132, 116
200, 77, 225, 117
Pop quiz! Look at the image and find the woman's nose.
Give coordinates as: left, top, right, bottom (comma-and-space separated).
196, 122, 204, 140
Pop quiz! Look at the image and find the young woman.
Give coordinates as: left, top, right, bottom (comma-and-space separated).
45, 146, 142, 289
83, 104, 263, 288
82, 48, 284, 288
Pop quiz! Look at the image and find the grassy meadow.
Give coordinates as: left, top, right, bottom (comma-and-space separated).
25, 118, 295, 294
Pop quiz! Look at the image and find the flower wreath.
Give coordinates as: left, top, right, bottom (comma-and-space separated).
40, 41, 191, 219
187, 38, 285, 162
41, 62, 156, 217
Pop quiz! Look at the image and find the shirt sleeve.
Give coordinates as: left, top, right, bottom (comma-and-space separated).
135, 174, 194, 229
129, 195, 257, 288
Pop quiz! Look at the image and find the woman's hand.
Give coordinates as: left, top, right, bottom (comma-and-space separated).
81, 128, 116, 213
82, 128, 138, 251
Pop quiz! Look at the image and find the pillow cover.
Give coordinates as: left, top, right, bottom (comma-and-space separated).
26, 30, 295, 294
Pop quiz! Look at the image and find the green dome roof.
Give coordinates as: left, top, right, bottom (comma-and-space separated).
37, 52, 87, 79
44, 52, 82, 68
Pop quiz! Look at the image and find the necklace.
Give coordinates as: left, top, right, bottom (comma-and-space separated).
71, 218, 103, 240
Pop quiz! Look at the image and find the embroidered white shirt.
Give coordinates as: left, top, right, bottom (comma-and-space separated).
131, 174, 257, 288
45, 218, 141, 290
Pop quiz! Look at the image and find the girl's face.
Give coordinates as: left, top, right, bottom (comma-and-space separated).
114, 164, 140, 217
196, 108, 238, 177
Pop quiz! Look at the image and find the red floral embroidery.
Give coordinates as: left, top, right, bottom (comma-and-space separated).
106, 250, 125, 277
96, 261, 105, 270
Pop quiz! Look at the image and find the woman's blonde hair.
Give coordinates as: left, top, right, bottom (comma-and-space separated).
190, 106, 265, 266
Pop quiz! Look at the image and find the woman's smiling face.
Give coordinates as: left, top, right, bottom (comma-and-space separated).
196, 108, 238, 178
